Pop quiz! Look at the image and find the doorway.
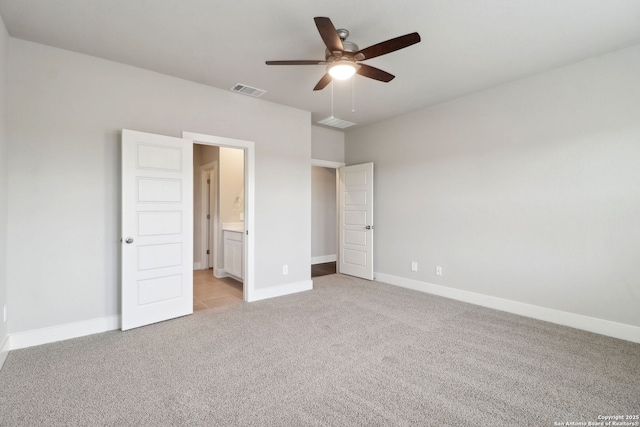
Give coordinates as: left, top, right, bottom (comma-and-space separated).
311, 159, 344, 278
310, 160, 375, 281
184, 131, 255, 302
193, 143, 246, 310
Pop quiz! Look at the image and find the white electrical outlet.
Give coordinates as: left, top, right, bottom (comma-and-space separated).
3, 305, 6, 323
282, 264, 288, 275
411, 261, 418, 272
436, 266, 443, 276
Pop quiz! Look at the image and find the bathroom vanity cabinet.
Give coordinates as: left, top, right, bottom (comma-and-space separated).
223, 229, 243, 280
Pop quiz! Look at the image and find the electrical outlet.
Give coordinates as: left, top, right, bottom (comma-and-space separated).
282, 264, 288, 275
3, 305, 6, 323
436, 266, 442, 276
411, 261, 418, 272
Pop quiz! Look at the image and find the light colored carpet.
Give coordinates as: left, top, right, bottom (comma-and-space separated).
0, 274, 638, 426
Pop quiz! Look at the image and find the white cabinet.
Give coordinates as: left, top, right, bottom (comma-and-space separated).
223, 230, 243, 280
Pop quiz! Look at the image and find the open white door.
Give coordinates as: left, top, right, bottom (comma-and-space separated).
121, 129, 193, 330
339, 162, 374, 280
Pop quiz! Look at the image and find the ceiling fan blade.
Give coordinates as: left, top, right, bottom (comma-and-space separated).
314, 17, 344, 53
313, 73, 333, 91
356, 64, 395, 82
266, 60, 327, 65
356, 32, 421, 60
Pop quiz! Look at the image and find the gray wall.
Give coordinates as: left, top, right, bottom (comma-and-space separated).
7, 39, 311, 334
346, 44, 640, 328
311, 167, 336, 261
0, 16, 8, 355
311, 126, 344, 163
219, 147, 245, 224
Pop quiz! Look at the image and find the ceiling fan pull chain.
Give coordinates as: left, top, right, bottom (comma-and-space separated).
351, 76, 356, 113
331, 79, 334, 118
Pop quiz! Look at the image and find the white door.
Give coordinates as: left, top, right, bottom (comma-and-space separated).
339, 162, 374, 280
121, 129, 193, 330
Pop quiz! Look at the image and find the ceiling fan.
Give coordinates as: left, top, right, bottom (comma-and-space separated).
266, 17, 421, 91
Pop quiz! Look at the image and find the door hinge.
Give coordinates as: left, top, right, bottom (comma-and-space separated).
207, 214, 210, 219
206, 250, 210, 255
207, 179, 210, 184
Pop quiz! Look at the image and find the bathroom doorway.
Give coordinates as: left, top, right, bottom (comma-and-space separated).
193, 143, 246, 310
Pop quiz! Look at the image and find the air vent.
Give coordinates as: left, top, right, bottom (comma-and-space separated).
230, 83, 266, 98
317, 116, 356, 129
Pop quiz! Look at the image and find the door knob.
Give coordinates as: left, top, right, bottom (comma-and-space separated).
125, 237, 134, 244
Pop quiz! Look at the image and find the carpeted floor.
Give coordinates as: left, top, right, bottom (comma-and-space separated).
1, 274, 638, 426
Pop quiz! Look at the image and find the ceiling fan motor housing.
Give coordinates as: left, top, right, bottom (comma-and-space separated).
325, 35, 362, 63
336, 28, 349, 40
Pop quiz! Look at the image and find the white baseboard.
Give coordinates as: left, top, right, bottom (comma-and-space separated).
0, 335, 9, 371
248, 279, 313, 302
9, 315, 121, 351
375, 272, 640, 344
193, 262, 202, 270
214, 268, 228, 279
311, 255, 337, 265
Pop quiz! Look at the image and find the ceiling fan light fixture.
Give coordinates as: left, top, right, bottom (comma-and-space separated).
328, 61, 358, 80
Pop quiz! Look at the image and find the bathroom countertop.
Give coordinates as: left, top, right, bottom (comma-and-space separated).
222, 222, 244, 232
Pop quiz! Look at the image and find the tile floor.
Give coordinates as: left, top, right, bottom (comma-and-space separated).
194, 262, 334, 312
193, 269, 243, 311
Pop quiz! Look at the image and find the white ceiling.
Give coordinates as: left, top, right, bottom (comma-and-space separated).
1, 0, 639, 130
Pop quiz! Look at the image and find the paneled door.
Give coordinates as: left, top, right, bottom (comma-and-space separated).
339, 163, 374, 280
121, 129, 193, 330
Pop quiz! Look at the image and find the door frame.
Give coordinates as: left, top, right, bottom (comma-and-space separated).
311, 159, 345, 272
199, 161, 218, 270
184, 132, 255, 302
